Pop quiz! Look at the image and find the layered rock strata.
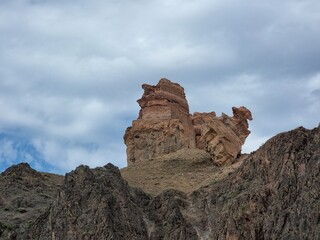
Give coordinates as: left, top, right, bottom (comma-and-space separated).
124, 78, 252, 166
124, 79, 196, 164
192, 106, 253, 165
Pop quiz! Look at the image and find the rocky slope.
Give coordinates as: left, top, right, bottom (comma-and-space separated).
23, 164, 198, 240
0, 125, 319, 239
189, 126, 320, 239
0, 163, 63, 239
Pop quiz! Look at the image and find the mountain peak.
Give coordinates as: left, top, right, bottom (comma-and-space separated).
1, 162, 42, 179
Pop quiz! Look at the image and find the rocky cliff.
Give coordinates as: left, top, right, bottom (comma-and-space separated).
0, 125, 319, 239
0, 163, 63, 239
124, 78, 252, 166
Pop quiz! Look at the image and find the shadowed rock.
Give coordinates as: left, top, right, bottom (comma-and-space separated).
23, 164, 198, 240
0, 163, 63, 239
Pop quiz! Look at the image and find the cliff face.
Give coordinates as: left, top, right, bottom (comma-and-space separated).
124, 78, 252, 166
1, 125, 318, 239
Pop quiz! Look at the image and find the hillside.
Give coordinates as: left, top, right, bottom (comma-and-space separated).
0, 125, 319, 239
121, 149, 248, 195
0, 163, 63, 239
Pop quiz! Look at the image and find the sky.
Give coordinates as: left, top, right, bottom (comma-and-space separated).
0, 0, 319, 174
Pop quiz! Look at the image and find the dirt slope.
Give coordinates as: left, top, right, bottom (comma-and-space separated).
121, 149, 248, 195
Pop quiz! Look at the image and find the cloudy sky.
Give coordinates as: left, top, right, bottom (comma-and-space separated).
0, 0, 319, 174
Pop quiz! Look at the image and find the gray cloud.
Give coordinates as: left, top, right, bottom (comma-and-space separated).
0, 0, 319, 173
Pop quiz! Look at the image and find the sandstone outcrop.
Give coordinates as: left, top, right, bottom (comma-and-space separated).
192, 106, 253, 165
124, 78, 252, 166
124, 79, 195, 164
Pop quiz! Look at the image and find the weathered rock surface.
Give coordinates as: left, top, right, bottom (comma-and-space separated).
0, 163, 63, 239
124, 79, 196, 164
8, 125, 319, 239
192, 106, 252, 165
124, 78, 252, 166
188, 125, 320, 239
0, 125, 319, 239
23, 164, 198, 240
123, 126, 320, 239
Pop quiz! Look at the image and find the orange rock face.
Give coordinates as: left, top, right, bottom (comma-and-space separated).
124, 78, 252, 166
191, 106, 253, 166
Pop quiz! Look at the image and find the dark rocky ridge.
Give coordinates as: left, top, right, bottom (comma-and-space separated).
188, 126, 320, 239
23, 164, 198, 240
0, 126, 319, 239
0, 163, 63, 239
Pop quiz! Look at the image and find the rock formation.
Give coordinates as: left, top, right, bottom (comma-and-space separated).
124, 79, 196, 164
23, 164, 198, 240
124, 78, 252, 166
0, 126, 319, 239
192, 106, 253, 165
0, 163, 63, 239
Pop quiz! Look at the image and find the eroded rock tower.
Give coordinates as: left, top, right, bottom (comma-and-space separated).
124, 78, 252, 166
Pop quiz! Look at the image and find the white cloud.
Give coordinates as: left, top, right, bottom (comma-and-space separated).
32, 137, 126, 173
0, 139, 17, 165
242, 134, 269, 154
308, 73, 320, 90
304, 73, 320, 122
